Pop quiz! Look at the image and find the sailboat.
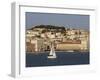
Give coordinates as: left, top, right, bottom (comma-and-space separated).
47, 42, 57, 59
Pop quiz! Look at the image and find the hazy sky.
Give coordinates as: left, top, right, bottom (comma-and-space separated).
26, 12, 89, 30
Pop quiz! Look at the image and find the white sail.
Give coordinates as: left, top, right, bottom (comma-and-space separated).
48, 43, 56, 59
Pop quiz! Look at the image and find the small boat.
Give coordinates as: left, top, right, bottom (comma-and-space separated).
48, 43, 57, 59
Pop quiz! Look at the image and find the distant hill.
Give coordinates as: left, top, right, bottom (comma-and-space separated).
30, 25, 66, 30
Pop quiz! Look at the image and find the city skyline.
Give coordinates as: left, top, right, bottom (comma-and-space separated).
26, 12, 89, 30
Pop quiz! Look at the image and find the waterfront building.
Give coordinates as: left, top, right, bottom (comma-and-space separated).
26, 38, 45, 52
56, 39, 89, 51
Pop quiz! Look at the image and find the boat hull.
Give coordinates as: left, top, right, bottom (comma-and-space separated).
48, 55, 57, 59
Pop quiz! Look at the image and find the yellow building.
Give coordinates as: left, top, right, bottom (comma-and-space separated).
26, 38, 45, 52
56, 40, 88, 51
